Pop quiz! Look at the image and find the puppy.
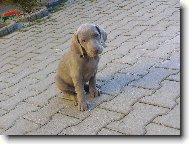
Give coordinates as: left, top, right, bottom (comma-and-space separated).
55, 23, 107, 111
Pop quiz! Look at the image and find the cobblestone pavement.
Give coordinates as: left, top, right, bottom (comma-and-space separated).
0, 0, 180, 135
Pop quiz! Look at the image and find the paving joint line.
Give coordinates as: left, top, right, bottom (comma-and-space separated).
143, 95, 180, 134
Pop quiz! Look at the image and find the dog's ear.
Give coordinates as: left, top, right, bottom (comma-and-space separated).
95, 24, 107, 48
71, 31, 85, 57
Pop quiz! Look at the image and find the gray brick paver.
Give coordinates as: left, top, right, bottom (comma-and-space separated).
0, 102, 38, 130
140, 80, 180, 108
23, 97, 66, 125
0, 109, 7, 116
60, 108, 123, 135
156, 51, 180, 69
113, 49, 147, 65
120, 57, 163, 76
99, 86, 153, 114
166, 72, 180, 82
0, 89, 38, 110
129, 67, 179, 89
145, 123, 180, 135
27, 113, 79, 135
3, 118, 39, 135
143, 43, 179, 59
97, 128, 124, 135
101, 73, 140, 96
106, 102, 168, 135
97, 62, 130, 82
26, 84, 60, 107
153, 103, 180, 129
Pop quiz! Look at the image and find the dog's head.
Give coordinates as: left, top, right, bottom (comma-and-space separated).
72, 23, 107, 58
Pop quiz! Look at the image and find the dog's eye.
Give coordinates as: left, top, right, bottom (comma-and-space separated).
94, 33, 99, 37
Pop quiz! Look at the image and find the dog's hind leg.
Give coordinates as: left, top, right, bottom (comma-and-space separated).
55, 75, 79, 106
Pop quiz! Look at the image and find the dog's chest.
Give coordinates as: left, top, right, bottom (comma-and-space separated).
83, 56, 99, 82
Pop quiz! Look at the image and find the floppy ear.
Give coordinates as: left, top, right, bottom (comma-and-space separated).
71, 31, 84, 57
95, 24, 107, 48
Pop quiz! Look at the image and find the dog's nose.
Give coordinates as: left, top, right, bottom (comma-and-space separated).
92, 48, 98, 54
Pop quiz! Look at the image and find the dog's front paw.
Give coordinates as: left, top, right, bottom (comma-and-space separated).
78, 100, 88, 111
89, 88, 100, 98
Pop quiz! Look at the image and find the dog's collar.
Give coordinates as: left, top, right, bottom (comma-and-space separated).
80, 49, 87, 58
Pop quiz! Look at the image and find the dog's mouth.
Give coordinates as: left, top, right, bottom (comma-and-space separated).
87, 50, 102, 57
87, 52, 98, 58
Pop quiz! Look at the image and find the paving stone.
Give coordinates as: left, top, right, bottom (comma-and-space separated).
27, 113, 79, 135
0, 51, 18, 64
140, 80, 180, 108
0, 57, 16, 68
0, 109, 7, 116
143, 43, 179, 59
0, 76, 39, 97
0, 89, 38, 110
0, 72, 14, 82
107, 102, 168, 135
8, 64, 39, 76
147, 21, 175, 31
97, 62, 129, 82
165, 11, 180, 21
29, 73, 55, 92
98, 51, 122, 70
6, 68, 39, 84
28, 61, 57, 80
99, 86, 153, 114
97, 128, 124, 135
114, 41, 140, 55
0, 93, 10, 101
120, 57, 162, 76
108, 35, 135, 46
101, 73, 140, 96
166, 34, 180, 44
61, 108, 123, 135
113, 49, 147, 65
155, 25, 179, 37
90, 92, 115, 106
23, 97, 66, 125
133, 30, 159, 42
147, 4, 169, 16
156, 51, 180, 69
26, 84, 60, 107
30, 53, 57, 69
153, 103, 180, 129
0, 80, 12, 91
0, 102, 38, 130
129, 67, 178, 89
135, 37, 167, 50
127, 25, 149, 36
3, 118, 39, 135
10, 51, 37, 64
145, 123, 180, 135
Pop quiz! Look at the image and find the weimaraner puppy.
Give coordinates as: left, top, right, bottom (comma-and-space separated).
55, 23, 107, 111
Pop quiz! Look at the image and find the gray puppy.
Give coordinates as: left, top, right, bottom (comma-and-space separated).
55, 23, 107, 111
